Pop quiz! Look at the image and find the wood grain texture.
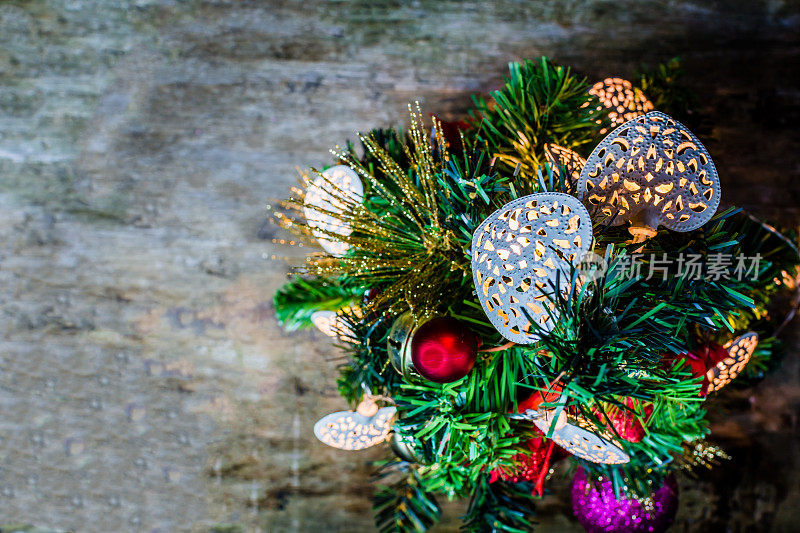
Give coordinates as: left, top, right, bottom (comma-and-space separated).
0, 1, 799, 530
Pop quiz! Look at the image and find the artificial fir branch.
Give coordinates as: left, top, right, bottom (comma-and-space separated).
374, 464, 441, 533
461, 476, 538, 532
273, 276, 361, 331
272, 56, 800, 531
469, 57, 607, 187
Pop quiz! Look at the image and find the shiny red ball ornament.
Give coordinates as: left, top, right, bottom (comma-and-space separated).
489, 437, 557, 496
410, 317, 478, 383
606, 398, 653, 443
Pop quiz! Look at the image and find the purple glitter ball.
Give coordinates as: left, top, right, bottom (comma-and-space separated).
571, 467, 679, 533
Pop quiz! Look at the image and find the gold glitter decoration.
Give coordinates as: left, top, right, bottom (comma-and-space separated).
278, 103, 468, 317
680, 441, 730, 473
589, 78, 654, 132
543, 144, 586, 191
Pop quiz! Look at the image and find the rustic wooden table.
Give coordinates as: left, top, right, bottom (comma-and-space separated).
0, 1, 798, 531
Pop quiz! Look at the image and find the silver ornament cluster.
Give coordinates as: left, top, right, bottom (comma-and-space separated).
589, 77, 654, 131
707, 332, 758, 394
544, 144, 586, 191
303, 164, 364, 256
578, 111, 720, 236
534, 414, 630, 465
513, 409, 630, 465
471, 193, 592, 344
313, 401, 396, 451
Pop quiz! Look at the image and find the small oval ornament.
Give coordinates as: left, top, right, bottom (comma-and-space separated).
471, 193, 592, 344
313, 401, 397, 451
303, 164, 364, 256
589, 77, 654, 130
534, 414, 630, 465
310, 310, 354, 339
706, 332, 758, 394
544, 144, 586, 191
578, 111, 721, 237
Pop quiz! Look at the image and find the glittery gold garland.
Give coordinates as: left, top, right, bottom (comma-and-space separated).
275, 103, 470, 318
679, 440, 730, 474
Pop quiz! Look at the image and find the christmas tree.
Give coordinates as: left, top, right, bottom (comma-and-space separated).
272, 57, 800, 532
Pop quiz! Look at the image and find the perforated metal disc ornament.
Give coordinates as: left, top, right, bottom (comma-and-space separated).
313, 400, 396, 451
471, 193, 592, 344
303, 164, 364, 256
706, 332, 758, 394
578, 111, 721, 240
589, 77, 654, 131
544, 144, 586, 190
534, 413, 630, 465
310, 310, 354, 339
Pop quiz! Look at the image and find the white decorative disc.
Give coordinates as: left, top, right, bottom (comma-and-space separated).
471, 193, 592, 344
310, 310, 354, 339
534, 414, 630, 465
313, 405, 396, 451
589, 77, 654, 130
578, 111, 720, 233
707, 332, 758, 394
544, 144, 586, 190
303, 165, 364, 256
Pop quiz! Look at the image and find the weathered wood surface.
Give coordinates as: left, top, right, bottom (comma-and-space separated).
0, 1, 799, 531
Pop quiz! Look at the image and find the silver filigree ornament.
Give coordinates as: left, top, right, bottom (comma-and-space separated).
543, 144, 586, 191
706, 332, 758, 394
313, 399, 397, 451
471, 193, 592, 344
578, 111, 721, 243
513, 409, 630, 465
535, 413, 630, 464
589, 77, 654, 132
303, 165, 364, 257
310, 310, 355, 339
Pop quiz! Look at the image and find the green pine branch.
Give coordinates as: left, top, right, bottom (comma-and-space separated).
273, 276, 362, 331
374, 464, 441, 533
461, 476, 537, 533
469, 57, 607, 189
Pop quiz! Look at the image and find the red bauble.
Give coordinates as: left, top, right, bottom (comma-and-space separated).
671, 343, 729, 397
489, 437, 556, 496
518, 383, 563, 413
411, 317, 478, 383
606, 398, 653, 443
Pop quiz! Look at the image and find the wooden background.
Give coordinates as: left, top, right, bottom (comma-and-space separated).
0, 1, 799, 531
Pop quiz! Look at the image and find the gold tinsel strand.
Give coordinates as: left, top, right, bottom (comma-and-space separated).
275, 103, 468, 318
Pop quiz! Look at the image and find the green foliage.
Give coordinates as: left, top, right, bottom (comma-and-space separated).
273, 55, 800, 532
273, 276, 361, 331
469, 57, 607, 188
636, 57, 699, 127
337, 312, 402, 404
343, 127, 411, 184
374, 465, 441, 533
461, 477, 537, 532
392, 348, 538, 499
